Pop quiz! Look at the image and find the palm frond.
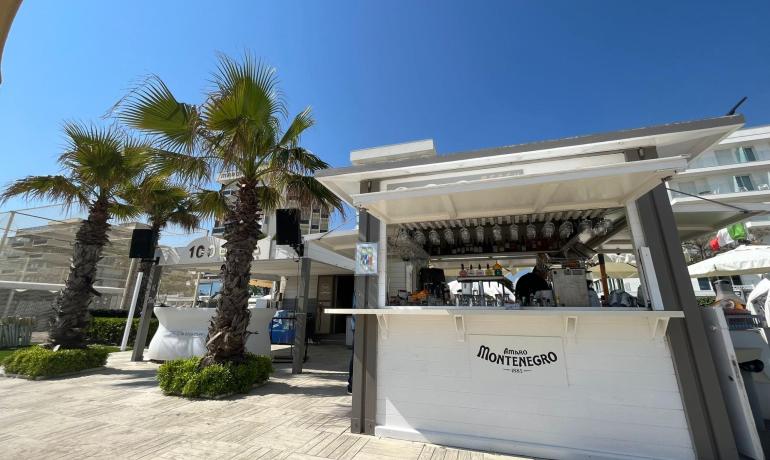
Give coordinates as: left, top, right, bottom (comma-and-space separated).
108, 201, 142, 222
268, 146, 330, 176
114, 75, 201, 153
167, 205, 201, 232
192, 189, 230, 220
254, 185, 282, 213
278, 107, 314, 148
279, 175, 344, 215
1, 175, 89, 211
149, 149, 211, 184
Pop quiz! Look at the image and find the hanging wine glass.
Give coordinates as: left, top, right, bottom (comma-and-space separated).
558, 221, 573, 240
428, 229, 441, 246
602, 218, 613, 234
492, 224, 503, 242
542, 221, 555, 238
459, 226, 471, 245
475, 225, 485, 243
526, 223, 537, 240
578, 219, 593, 237
443, 227, 456, 245
396, 227, 411, 246
509, 224, 519, 241
413, 229, 426, 246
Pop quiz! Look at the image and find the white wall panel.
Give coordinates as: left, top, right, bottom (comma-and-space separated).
376, 314, 694, 459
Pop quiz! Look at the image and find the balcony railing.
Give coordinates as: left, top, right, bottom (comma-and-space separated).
217, 170, 243, 183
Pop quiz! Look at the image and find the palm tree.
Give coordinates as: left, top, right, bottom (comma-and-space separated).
1, 123, 148, 349
124, 178, 210, 313
117, 54, 343, 365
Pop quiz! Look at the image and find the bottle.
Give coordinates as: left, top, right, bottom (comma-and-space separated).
477, 264, 484, 276
459, 264, 467, 277
493, 261, 503, 276
485, 264, 492, 276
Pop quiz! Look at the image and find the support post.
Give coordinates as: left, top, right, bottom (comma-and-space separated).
626, 147, 738, 459
121, 271, 143, 352
351, 180, 380, 436
597, 254, 609, 303
0, 210, 15, 254
131, 263, 162, 361
292, 256, 312, 374
118, 258, 139, 311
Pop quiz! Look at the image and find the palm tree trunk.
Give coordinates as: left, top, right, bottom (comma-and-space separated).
49, 199, 111, 349
201, 180, 261, 366
133, 222, 161, 314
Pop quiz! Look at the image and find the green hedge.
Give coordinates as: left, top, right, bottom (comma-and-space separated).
2, 345, 109, 378
158, 353, 273, 398
697, 296, 716, 307
85, 317, 158, 346
88, 309, 157, 319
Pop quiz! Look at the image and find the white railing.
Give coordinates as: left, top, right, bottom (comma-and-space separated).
217, 170, 243, 183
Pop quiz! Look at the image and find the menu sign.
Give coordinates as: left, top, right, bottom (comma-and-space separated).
468, 335, 567, 386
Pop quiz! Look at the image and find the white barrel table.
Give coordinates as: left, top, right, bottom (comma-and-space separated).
146, 306, 276, 361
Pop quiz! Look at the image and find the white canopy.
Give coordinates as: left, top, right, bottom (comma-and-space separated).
688, 245, 770, 277
590, 254, 639, 278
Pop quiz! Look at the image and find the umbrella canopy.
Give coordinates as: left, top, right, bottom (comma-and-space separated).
591, 262, 638, 279
688, 245, 770, 277
589, 254, 638, 278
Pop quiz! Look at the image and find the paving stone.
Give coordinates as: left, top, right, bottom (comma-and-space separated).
0, 343, 529, 460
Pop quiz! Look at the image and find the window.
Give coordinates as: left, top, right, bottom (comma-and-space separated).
715, 150, 734, 166
735, 175, 754, 192
731, 276, 742, 286
736, 146, 757, 163
697, 278, 711, 291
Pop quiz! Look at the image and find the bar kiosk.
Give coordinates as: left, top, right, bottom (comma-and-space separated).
319, 116, 767, 459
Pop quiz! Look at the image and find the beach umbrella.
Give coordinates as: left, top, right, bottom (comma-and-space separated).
688, 245, 770, 277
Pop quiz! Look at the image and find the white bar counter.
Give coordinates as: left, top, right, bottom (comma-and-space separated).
329, 306, 695, 460
147, 306, 276, 361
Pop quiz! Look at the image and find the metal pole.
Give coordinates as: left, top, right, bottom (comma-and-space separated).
0, 211, 16, 254
191, 271, 202, 306
118, 258, 139, 311
132, 263, 161, 361
598, 254, 610, 304
120, 271, 144, 351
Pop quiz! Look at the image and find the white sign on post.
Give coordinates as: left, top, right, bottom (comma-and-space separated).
355, 242, 378, 275
468, 335, 568, 387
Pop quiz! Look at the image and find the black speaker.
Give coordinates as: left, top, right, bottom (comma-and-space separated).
129, 229, 155, 259
276, 208, 301, 246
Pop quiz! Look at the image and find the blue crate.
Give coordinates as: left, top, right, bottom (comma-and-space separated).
270, 310, 296, 344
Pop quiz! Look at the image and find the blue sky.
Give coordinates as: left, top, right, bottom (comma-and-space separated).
1, 1, 769, 241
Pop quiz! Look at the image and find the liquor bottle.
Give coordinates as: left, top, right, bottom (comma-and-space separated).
459, 264, 467, 277
493, 261, 503, 276
485, 264, 492, 276
477, 264, 484, 276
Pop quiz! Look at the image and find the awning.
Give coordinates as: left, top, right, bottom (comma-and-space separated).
351, 156, 687, 224
157, 234, 355, 277
0, 279, 124, 295
688, 245, 770, 277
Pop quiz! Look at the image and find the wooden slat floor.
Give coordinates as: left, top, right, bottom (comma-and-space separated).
0, 343, 531, 460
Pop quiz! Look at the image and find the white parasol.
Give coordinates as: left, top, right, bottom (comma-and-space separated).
688, 245, 770, 277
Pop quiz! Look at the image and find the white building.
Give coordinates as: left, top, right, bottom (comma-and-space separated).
212, 171, 330, 237
614, 124, 770, 297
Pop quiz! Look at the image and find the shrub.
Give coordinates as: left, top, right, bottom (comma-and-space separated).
88, 309, 156, 319
2, 345, 109, 378
85, 317, 158, 346
158, 353, 273, 398
697, 296, 716, 307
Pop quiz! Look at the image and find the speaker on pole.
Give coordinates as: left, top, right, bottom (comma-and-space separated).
129, 228, 155, 259
276, 209, 301, 246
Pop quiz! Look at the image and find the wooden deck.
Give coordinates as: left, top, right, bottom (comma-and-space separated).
0, 343, 531, 459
